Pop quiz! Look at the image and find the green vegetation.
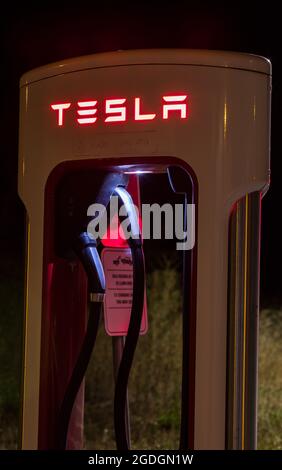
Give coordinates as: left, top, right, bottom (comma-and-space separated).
258, 309, 282, 449
0, 267, 281, 449
84, 266, 182, 449
0, 278, 23, 449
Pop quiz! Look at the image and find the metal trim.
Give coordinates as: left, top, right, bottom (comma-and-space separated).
226, 192, 261, 449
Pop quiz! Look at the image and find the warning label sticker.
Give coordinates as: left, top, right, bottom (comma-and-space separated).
101, 247, 148, 336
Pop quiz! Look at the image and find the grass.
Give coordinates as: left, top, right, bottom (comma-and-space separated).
0, 266, 281, 449
0, 277, 23, 450
84, 265, 182, 449
258, 309, 282, 449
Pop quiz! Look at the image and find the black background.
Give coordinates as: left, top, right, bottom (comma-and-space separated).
1, 3, 281, 305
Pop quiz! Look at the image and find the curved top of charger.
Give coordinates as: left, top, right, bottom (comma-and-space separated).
20, 49, 271, 87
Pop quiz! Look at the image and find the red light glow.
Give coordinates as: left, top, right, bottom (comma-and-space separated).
51, 95, 189, 126
162, 95, 187, 119
105, 99, 126, 122
101, 175, 141, 248
77, 101, 97, 107
134, 98, 156, 121
51, 103, 71, 126
77, 101, 97, 124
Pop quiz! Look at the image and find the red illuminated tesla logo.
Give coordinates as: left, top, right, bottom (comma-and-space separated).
51, 95, 188, 126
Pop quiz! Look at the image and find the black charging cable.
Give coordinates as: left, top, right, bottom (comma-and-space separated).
56, 175, 145, 451
56, 172, 128, 449
113, 187, 145, 451
167, 165, 195, 451
56, 233, 105, 450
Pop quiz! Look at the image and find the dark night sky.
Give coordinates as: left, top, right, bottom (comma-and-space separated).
1, 3, 281, 305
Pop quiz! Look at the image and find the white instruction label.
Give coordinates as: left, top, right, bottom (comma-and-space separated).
101, 248, 148, 336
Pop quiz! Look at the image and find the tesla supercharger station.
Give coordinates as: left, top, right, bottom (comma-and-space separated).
18, 50, 271, 450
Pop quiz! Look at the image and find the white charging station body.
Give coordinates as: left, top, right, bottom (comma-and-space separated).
18, 50, 271, 449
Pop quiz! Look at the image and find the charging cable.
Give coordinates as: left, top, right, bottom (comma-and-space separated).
113, 187, 145, 451
56, 233, 105, 449
56, 176, 145, 451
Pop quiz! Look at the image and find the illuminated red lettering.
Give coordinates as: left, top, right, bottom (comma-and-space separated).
51, 103, 71, 126
162, 95, 187, 119
77, 101, 97, 125
105, 99, 126, 122
134, 97, 156, 121
51, 94, 189, 126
